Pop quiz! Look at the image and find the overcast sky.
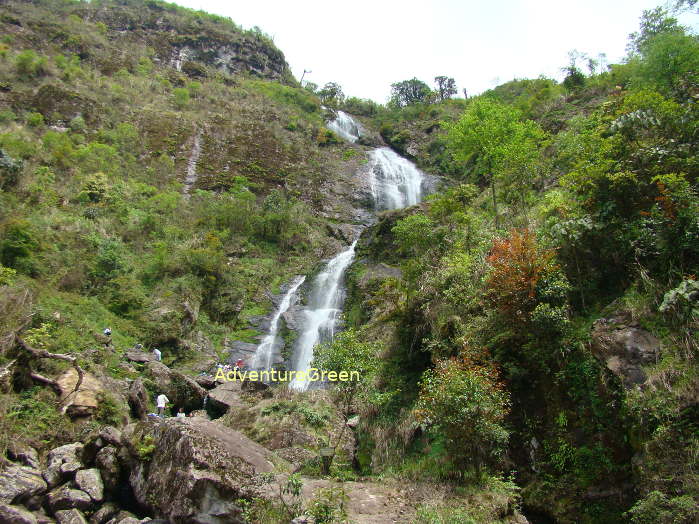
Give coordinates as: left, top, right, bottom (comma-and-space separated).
171, 0, 697, 103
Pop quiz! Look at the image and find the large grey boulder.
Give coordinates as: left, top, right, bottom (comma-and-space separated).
0, 465, 47, 504
89, 502, 119, 524
591, 313, 661, 388
47, 485, 93, 512
75, 469, 104, 503
125, 418, 280, 523
54, 509, 88, 524
94, 446, 121, 493
124, 350, 153, 363
44, 443, 84, 489
7, 443, 40, 469
144, 361, 207, 412
0, 503, 38, 524
207, 381, 242, 415
128, 379, 149, 420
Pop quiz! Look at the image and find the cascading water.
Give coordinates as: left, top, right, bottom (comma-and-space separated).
289, 241, 358, 391
327, 110, 362, 143
368, 147, 424, 210
282, 111, 427, 392
251, 276, 306, 372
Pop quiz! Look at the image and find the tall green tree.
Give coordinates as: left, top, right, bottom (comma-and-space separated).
445, 97, 546, 227
390, 78, 432, 107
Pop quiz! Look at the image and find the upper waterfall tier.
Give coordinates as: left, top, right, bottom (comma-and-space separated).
368, 147, 424, 210
327, 110, 362, 143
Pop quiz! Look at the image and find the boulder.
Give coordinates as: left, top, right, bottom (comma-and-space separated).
44, 443, 84, 489
144, 362, 207, 412
591, 314, 661, 388
47, 485, 93, 512
241, 378, 271, 397
7, 443, 40, 469
0, 503, 38, 524
89, 502, 119, 524
75, 469, 104, 503
57, 369, 103, 419
99, 426, 123, 448
128, 379, 149, 420
124, 350, 153, 363
194, 375, 217, 389
94, 447, 121, 493
0, 465, 47, 504
207, 381, 242, 415
54, 509, 88, 524
126, 418, 280, 523
104, 511, 138, 524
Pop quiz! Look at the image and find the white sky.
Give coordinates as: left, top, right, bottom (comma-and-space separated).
171, 0, 698, 103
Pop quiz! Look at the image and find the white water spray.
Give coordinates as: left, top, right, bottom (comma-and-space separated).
289, 241, 357, 391
368, 147, 424, 210
327, 110, 362, 143
252, 276, 306, 372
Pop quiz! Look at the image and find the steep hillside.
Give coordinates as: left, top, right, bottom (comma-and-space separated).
0, 1, 698, 524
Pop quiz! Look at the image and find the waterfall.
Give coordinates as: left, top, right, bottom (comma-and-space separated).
251, 276, 306, 372
327, 110, 362, 143
289, 241, 358, 391
183, 128, 202, 196
368, 147, 424, 210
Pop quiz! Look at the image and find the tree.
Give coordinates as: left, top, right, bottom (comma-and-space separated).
445, 97, 546, 227
434, 76, 457, 101
312, 328, 379, 466
318, 82, 344, 106
562, 50, 587, 91
415, 356, 510, 475
389, 78, 432, 107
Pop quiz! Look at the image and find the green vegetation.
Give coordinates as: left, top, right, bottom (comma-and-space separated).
0, 1, 697, 522
338, 5, 699, 523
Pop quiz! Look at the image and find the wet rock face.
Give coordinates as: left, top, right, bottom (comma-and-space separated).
591, 313, 662, 387
125, 418, 281, 523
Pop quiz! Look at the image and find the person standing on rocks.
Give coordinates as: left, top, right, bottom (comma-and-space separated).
153, 347, 162, 361
156, 393, 169, 417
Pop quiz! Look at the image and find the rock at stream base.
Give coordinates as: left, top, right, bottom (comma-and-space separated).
54, 508, 88, 524
75, 469, 104, 503
126, 417, 281, 523
0, 502, 39, 524
43, 443, 84, 489
47, 485, 93, 512
0, 465, 47, 504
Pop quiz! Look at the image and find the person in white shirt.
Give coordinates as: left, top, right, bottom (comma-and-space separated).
153, 348, 162, 361
156, 393, 169, 416
176, 407, 186, 418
